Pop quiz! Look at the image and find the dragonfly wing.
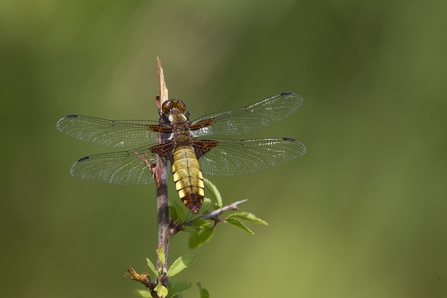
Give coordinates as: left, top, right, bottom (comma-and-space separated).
191, 92, 303, 137
198, 138, 306, 176
70, 145, 157, 185
57, 115, 160, 147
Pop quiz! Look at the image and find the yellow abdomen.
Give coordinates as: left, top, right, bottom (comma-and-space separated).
171, 145, 204, 214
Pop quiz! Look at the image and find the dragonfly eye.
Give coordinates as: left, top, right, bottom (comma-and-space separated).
162, 99, 187, 113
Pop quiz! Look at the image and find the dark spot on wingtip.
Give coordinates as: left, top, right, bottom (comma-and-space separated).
280, 92, 293, 96
66, 114, 78, 118
77, 156, 90, 162
283, 137, 297, 141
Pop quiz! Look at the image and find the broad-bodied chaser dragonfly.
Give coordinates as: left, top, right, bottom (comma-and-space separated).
57, 92, 306, 213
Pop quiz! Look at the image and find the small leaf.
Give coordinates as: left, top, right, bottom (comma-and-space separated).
226, 218, 254, 234
146, 258, 158, 277
157, 248, 166, 268
167, 281, 193, 298
183, 218, 208, 234
168, 255, 197, 277
172, 200, 186, 222
200, 197, 212, 213
192, 218, 209, 227
182, 225, 199, 234
204, 178, 223, 208
188, 225, 215, 249
169, 206, 179, 222
227, 212, 268, 225
197, 283, 210, 298
155, 282, 168, 298
134, 289, 152, 298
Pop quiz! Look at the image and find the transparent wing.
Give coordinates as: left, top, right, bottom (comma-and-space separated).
70, 145, 157, 185
57, 115, 160, 147
191, 92, 303, 137
199, 138, 306, 176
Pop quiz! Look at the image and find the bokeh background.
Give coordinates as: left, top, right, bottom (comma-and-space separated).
1, 1, 446, 297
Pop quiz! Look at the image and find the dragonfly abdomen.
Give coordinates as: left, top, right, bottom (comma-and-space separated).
172, 145, 204, 214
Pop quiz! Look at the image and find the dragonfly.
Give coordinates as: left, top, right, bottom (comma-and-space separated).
57, 92, 306, 214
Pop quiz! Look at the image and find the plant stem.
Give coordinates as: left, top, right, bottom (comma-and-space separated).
155, 58, 171, 274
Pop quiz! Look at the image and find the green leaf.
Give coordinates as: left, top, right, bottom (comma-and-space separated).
200, 197, 212, 213
182, 225, 199, 234
226, 212, 268, 225
185, 211, 195, 222
188, 225, 215, 249
192, 218, 209, 227
204, 178, 223, 208
183, 218, 208, 234
172, 200, 186, 222
167, 281, 193, 298
155, 282, 168, 298
197, 283, 210, 298
167, 255, 197, 277
134, 289, 152, 298
157, 248, 166, 268
226, 218, 254, 234
146, 258, 158, 277
168, 205, 179, 222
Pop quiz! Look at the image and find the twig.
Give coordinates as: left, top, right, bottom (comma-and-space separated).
156, 56, 169, 108
201, 199, 248, 220
155, 58, 171, 275
183, 199, 249, 227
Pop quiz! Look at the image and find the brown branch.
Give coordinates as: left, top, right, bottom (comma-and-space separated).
155, 58, 171, 277
126, 60, 173, 296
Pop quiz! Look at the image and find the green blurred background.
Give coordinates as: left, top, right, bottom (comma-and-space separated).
1, 1, 446, 297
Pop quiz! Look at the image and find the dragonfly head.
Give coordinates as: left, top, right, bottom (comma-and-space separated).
162, 99, 187, 113
161, 99, 190, 123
